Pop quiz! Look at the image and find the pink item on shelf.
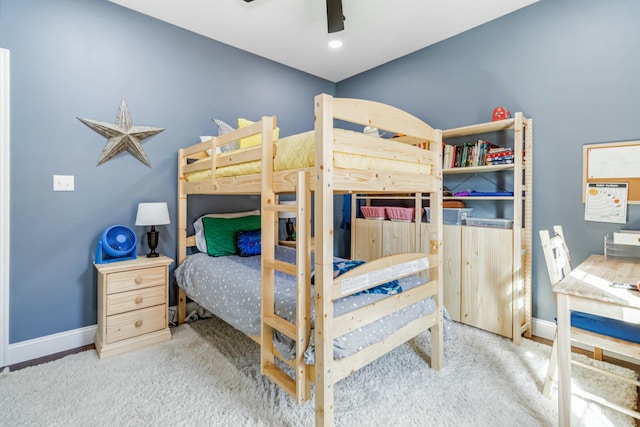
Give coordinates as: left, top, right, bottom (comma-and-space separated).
360, 206, 387, 220
385, 207, 417, 222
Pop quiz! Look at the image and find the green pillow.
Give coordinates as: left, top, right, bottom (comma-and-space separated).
202, 215, 261, 256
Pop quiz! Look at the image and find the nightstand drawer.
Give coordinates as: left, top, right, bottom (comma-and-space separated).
106, 285, 166, 316
106, 266, 166, 294
105, 305, 166, 344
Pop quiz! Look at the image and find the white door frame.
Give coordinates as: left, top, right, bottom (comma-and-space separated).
0, 48, 10, 368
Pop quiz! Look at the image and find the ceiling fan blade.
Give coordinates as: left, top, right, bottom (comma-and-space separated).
326, 0, 344, 33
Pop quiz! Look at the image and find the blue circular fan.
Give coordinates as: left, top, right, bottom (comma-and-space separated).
95, 225, 137, 263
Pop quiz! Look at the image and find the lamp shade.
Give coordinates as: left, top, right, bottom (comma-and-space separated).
135, 202, 170, 226
279, 200, 296, 219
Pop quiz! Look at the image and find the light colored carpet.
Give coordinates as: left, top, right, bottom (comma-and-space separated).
0, 317, 637, 427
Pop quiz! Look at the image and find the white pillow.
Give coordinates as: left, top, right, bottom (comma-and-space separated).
201, 119, 240, 156
214, 118, 234, 135
200, 136, 214, 156
213, 118, 240, 153
193, 209, 261, 253
364, 126, 381, 137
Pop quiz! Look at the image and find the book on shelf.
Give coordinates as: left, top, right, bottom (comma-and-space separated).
486, 150, 513, 160
460, 140, 490, 167
442, 143, 456, 169
454, 145, 462, 167
486, 157, 514, 165
488, 147, 511, 154
444, 140, 514, 169
460, 141, 470, 167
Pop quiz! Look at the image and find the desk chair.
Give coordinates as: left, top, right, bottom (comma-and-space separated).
540, 226, 640, 401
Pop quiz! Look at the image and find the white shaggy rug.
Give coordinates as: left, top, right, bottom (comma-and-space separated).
0, 317, 637, 427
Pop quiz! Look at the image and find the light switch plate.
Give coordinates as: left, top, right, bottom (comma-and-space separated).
53, 175, 74, 191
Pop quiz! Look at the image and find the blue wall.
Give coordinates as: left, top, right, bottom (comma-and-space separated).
0, 0, 333, 343
3, 0, 640, 345
337, 0, 640, 322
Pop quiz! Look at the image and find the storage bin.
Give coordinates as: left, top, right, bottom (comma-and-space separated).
360, 206, 386, 220
465, 217, 513, 229
605, 234, 640, 261
425, 208, 473, 225
385, 207, 418, 222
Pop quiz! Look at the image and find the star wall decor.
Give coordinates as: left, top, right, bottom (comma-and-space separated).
77, 98, 164, 168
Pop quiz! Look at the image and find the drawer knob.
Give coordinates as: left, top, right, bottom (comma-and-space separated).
135, 297, 143, 304
134, 277, 143, 284
134, 320, 143, 328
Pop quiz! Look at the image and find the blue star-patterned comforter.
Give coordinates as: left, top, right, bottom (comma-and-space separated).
174, 246, 452, 362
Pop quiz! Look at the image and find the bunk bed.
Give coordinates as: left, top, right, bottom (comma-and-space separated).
175, 93, 444, 426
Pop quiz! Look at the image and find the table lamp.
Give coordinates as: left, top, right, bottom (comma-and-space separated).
279, 201, 297, 241
135, 202, 171, 257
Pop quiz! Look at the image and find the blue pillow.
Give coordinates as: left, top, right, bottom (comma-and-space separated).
236, 229, 261, 257
311, 259, 402, 295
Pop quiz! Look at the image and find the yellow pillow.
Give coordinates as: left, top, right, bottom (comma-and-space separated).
238, 118, 280, 148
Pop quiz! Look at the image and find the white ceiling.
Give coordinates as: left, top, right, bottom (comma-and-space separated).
109, 0, 539, 83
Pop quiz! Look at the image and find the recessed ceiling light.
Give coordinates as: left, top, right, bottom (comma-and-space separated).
328, 40, 343, 49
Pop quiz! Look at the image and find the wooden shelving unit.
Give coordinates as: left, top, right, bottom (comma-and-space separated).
351, 113, 533, 344
441, 112, 533, 344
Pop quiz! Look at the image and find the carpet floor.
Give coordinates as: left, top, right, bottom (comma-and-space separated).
0, 317, 637, 426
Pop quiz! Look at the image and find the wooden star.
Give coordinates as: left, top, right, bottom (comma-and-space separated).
78, 98, 164, 168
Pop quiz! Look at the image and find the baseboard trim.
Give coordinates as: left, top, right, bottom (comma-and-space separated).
4, 316, 636, 368
6, 324, 96, 366
531, 317, 556, 341
5, 305, 178, 366
5, 315, 554, 367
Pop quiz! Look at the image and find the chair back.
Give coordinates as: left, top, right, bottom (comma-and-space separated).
539, 225, 572, 287
540, 227, 640, 408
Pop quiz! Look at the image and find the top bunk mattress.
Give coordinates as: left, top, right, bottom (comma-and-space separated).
184, 130, 432, 182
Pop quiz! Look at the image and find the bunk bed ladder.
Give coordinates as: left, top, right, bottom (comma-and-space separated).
261, 170, 312, 405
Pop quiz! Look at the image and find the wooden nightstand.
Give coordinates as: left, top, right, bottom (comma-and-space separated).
94, 255, 173, 359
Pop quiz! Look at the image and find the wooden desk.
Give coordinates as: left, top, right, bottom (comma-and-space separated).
554, 254, 640, 426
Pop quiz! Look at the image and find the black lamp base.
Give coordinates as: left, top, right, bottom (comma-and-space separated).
146, 226, 160, 257
285, 218, 295, 241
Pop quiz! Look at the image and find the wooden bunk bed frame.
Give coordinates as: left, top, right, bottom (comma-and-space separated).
177, 93, 444, 426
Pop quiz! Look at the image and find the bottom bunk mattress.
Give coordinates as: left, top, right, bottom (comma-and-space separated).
174, 246, 452, 363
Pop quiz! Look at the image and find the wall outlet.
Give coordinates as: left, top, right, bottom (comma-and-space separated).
53, 175, 74, 191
